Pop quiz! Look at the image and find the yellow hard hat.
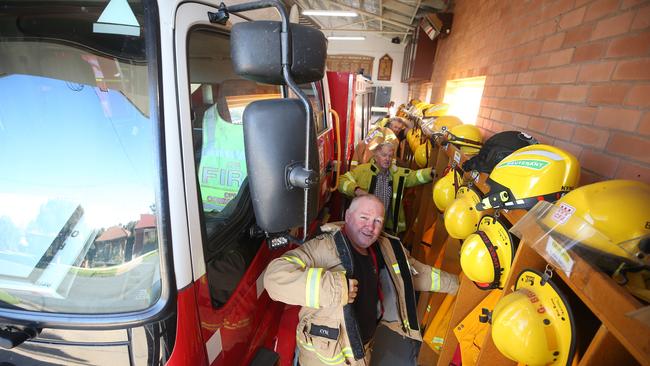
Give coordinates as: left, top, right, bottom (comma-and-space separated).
434, 116, 463, 132
477, 144, 580, 211
414, 140, 432, 168
444, 186, 486, 239
539, 180, 650, 280
409, 98, 421, 106
433, 168, 462, 212
460, 216, 517, 289
423, 103, 449, 118
447, 124, 482, 155
407, 128, 424, 152
491, 269, 576, 366
364, 127, 397, 152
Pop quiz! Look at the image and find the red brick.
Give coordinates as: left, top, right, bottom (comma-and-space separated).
607, 132, 650, 163
606, 32, 650, 58
622, 0, 645, 9
516, 71, 534, 85
524, 101, 544, 115
592, 12, 635, 40
521, 86, 537, 98
572, 42, 608, 63
564, 105, 598, 124
528, 117, 550, 133
548, 48, 576, 67
587, 84, 630, 105
554, 139, 584, 158
543, 0, 575, 20
573, 125, 610, 148
538, 65, 580, 83
626, 85, 650, 107
580, 149, 621, 178
613, 59, 650, 80
506, 86, 523, 98
638, 112, 650, 136
631, 4, 650, 30
558, 85, 589, 103
579, 170, 602, 186
536, 134, 554, 145
615, 160, 650, 184
594, 107, 642, 131
542, 102, 566, 119
541, 33, 566, 52
564, 24, 594, 47
512, 113, 530, 128
576, 0, 591, 7
585, 0, 620, 22
547, 120, 577, 137
536, 85, 561, 100
560, 7, 587, 29
577, 61, 617, 82
530, 54, 550, 69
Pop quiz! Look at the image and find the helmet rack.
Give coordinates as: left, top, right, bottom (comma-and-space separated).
403, 136, 649, 366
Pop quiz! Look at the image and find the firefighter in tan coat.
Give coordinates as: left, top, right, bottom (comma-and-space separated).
264, 195, 459, 366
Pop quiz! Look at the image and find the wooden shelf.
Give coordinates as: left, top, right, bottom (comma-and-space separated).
415, 142, 650, 366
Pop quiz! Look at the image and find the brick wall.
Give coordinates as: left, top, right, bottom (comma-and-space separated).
421, 0, 650, 185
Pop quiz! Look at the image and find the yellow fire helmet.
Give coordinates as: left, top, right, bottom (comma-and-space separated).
446, 124, 482, 155
423, 103, 449, 118
407, 128, 424, 152
477, 144, 580, 212
414, 140, 432, 168
490, 269, 576, 366
459, 215, 518, 289
542, 180, 650, 278
444, 186, 487, 240
433, 167, 462, 212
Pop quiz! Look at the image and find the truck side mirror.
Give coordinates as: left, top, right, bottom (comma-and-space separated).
243, 98, 319, 233
231, 21, 327, 85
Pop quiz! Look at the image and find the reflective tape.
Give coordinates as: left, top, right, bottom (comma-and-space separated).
431, 268, 441, 292
392, 263, 401, 274
282, 256, 306, 268
306, 268, 323, 308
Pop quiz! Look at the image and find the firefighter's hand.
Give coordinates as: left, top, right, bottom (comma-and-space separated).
348, 279, 358, 303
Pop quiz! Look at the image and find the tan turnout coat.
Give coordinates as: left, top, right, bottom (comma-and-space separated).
264, 224, 458, 366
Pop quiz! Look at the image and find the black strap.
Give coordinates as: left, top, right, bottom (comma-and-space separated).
332, 231, 365, 360
392, 176, 405, 232
476, 230, 501, 290
387, 237, 419, 331
368, 174, 378, 196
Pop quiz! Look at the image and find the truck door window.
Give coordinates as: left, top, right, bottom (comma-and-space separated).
0, 0, 163, 314
290, 82, 328, 134
187, 29, 280, 307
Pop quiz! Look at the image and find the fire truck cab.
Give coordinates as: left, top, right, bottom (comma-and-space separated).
0, 0, 336, 365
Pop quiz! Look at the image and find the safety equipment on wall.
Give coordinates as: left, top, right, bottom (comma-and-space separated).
463, 131, 538, 173
446, 124, 483, 155
489, 269, 576, 366
423, 294, 456, 353
414, 140, 433, 168
423, 103, 449, 118
406, 128, 424, 153
523, 180, 650, 301
422, 115, 463, 138
459, 216, 518, 290
477, 144, 580, 211
433, 168, 463, 212
453, 289, 502, 366
444, 186, 486, 240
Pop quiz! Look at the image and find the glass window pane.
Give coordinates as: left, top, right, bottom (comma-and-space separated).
0, 1, 162, 314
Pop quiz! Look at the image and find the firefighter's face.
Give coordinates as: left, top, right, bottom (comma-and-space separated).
345, 197, 384, 249
374, 145, 394, 170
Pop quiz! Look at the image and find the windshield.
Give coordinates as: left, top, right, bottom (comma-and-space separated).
0, 1, 162, 314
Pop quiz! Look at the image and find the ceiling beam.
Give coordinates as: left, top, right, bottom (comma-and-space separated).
319, 0, 415, 30
402, 0, 421, 42
294, 0, 327, 29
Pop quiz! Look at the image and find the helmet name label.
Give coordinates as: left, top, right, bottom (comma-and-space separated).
497, 159, 549, 170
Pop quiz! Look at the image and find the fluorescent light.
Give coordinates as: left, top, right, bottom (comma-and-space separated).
327, 36, 366, 40
303, 10, 358, 17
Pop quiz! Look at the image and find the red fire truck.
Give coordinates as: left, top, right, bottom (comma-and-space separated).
0, 0, 344, 365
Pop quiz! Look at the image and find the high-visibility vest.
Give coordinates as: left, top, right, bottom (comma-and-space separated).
198, 105, 247, 212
